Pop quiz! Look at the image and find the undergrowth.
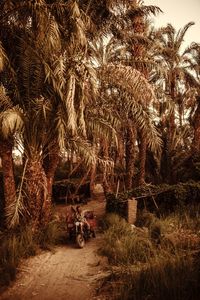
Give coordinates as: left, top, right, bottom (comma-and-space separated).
0, 219, 67, 288
36, 219, 67, 250
100, 210, 200, 300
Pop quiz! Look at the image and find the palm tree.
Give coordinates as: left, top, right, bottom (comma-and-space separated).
186, 43, 200, 156
153, 22, 197, 182
0, 0, 120, 228
100, 64, 162, 190
0, 0, 71, 228
94, 0, 162, 188
127, 0, 162, 186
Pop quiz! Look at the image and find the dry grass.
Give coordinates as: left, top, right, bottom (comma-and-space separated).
0, 218, 67, 288
100, 209, 200, 300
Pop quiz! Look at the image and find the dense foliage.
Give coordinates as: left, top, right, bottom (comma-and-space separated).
0, 1, 200, 295
0, 0, 199, 229
106, 181, 200, 216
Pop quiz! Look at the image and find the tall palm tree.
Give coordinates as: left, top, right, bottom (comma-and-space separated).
0, 0, 121, 228
0, 0, 73, 228
128, 0, 162, 186
101, 64, 162, 187
186, 42, 200, 156
153, 22, 196, 182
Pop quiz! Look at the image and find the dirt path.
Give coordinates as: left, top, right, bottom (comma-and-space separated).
0, 185, 108, 300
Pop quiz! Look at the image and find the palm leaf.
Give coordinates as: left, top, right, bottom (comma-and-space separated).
102, 64, 156, 104
5, 159, 28, 229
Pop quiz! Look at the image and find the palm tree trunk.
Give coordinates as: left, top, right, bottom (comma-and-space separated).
0, 138, 16, 228
24, 156, 47, 231
132, 5, 148, 186
166, 76, 176, 183
125, 121, 136, 190
115, 131, 125, 166
90, 144, 98, 196
101, 139, 112, 193
138, 132, 147, 186
192, 96, 200, 155
90, 163, 96, 195
43, 142, 60, 225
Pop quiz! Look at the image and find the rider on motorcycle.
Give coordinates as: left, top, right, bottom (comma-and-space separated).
75, 206, 90, 232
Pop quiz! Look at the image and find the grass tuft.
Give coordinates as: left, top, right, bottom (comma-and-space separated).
0, 225, 37, 287
36, 219, 67, 250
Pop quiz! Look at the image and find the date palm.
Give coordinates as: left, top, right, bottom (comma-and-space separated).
0, 0, 81, 228
186, 42, 200, 156
153, 22, 197, 182
127, 0, 163, 186
0, 0, 120, 228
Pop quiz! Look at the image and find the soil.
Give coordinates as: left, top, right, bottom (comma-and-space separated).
0, 185, 109, 300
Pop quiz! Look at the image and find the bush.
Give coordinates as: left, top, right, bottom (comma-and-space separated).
105, 182, 200, 217
0, 218, 67, 288
100, 214, 155, 265
36, 219, 67, 250
0, 226, 37, 287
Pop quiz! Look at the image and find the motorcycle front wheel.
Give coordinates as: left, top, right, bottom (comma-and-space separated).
76, 234, 85, 248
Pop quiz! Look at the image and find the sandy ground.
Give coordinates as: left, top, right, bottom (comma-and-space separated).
0, 185, 108, 300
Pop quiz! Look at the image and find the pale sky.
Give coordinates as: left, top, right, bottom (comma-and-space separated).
145, 0, 200, 47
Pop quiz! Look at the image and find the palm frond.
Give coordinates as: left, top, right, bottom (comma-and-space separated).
77, 95, 87, 138
0, 41, 7, 71
5, 159, 28, 229
176, 22, 195, 50
102, 64, 156, 104
100, 64, 162, 152
0, 108, 23, 139
69, 137, 97, 168
65, 73, 77, 136
86, 115, 118, 145
126, 95, 162, 153
0, 85, 13, 110
127, 5, 162, 18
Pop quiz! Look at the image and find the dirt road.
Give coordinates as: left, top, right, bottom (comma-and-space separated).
0, 185, 108, 300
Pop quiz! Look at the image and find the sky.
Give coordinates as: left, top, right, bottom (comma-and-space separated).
144, 0, 200, 47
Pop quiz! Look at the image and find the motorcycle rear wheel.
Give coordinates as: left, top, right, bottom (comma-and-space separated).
76, 234, 85, 248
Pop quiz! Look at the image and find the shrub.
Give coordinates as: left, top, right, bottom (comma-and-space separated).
0, 218, 67, 288
100, 214, 155, 265
105, 182, 200, 217
36, 219, 67, 250
0, 226, 37, 287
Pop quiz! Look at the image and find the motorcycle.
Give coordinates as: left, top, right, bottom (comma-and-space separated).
67, 209, 96, 248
